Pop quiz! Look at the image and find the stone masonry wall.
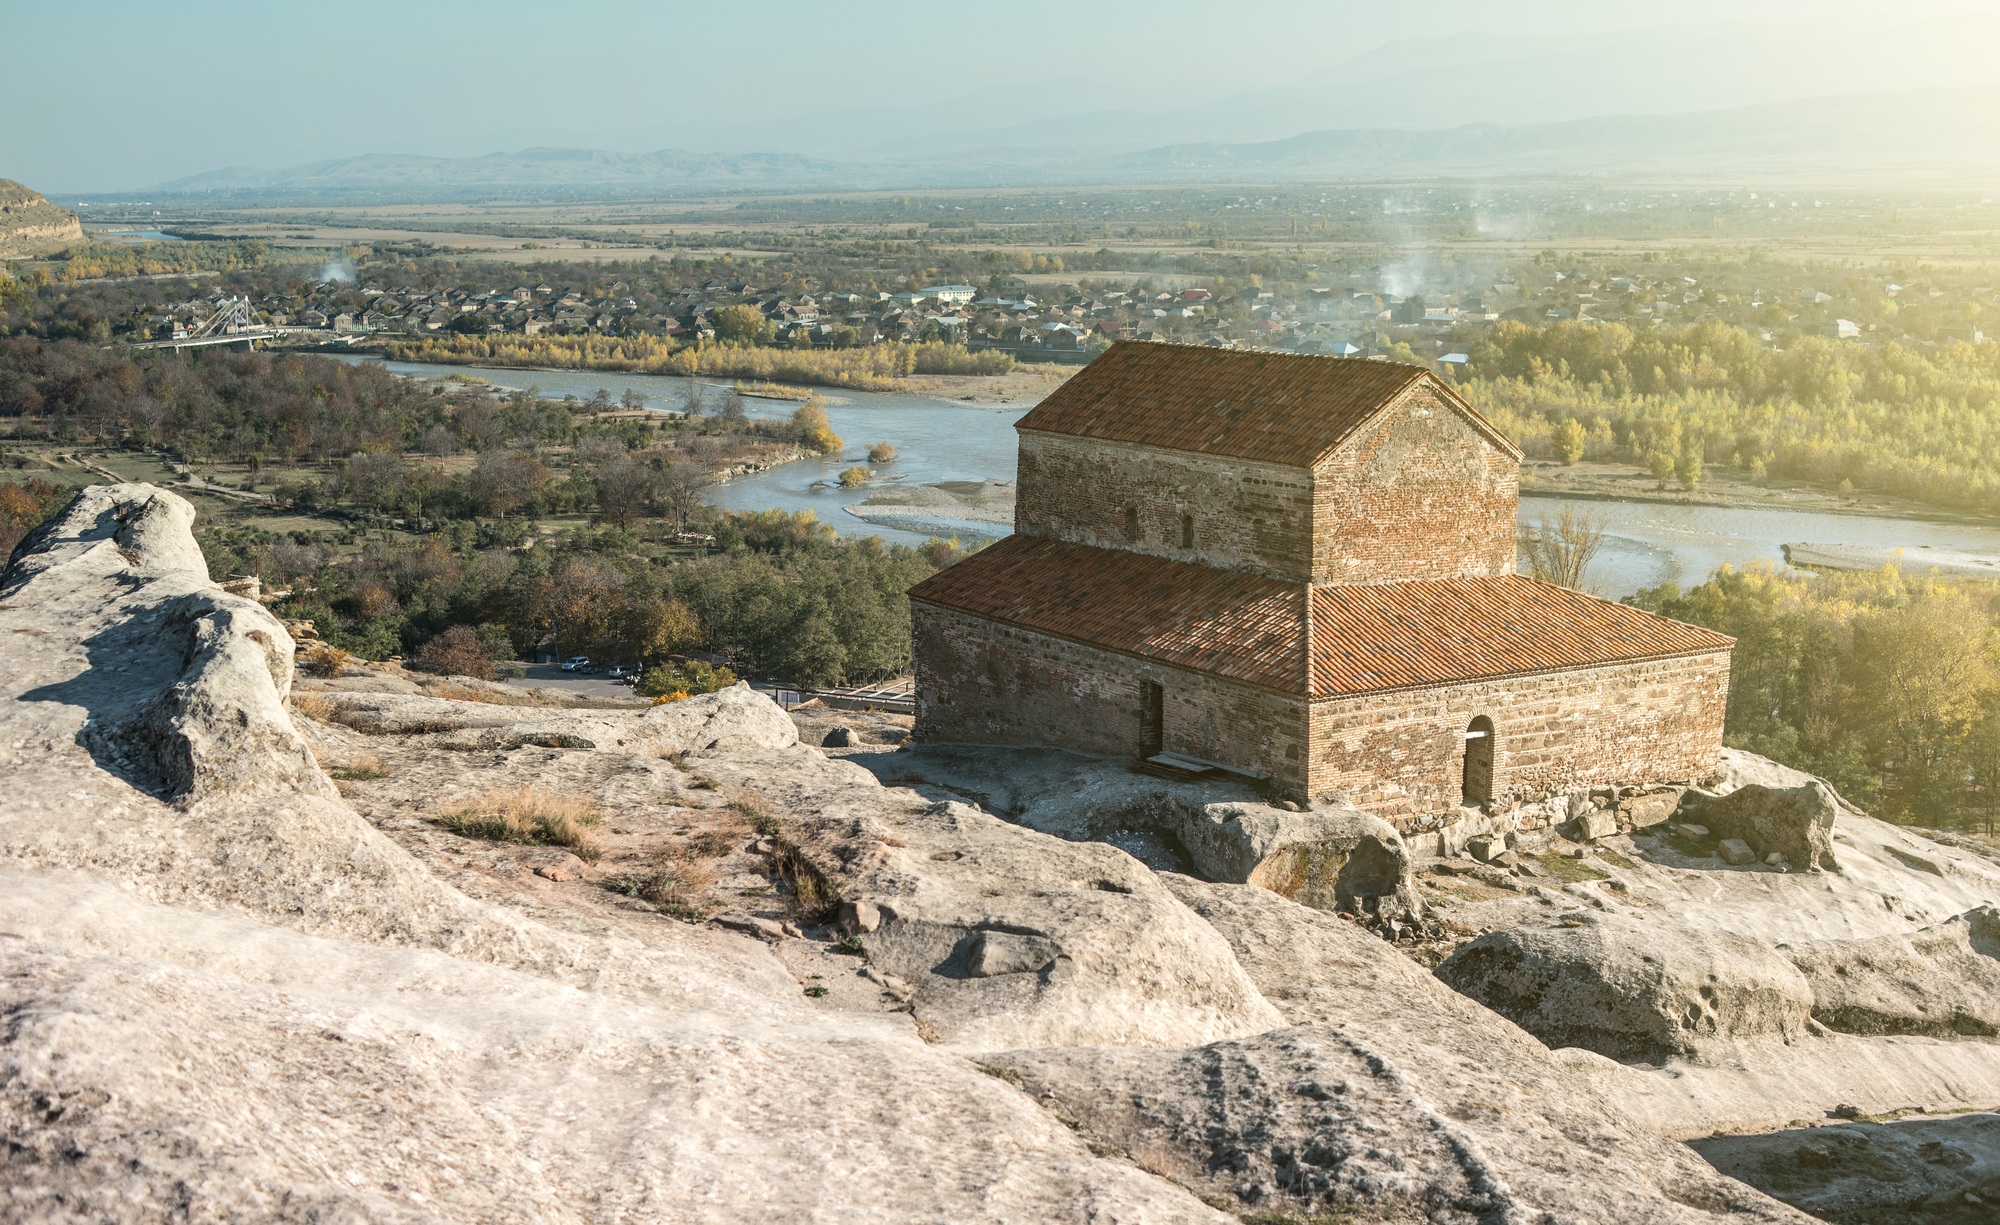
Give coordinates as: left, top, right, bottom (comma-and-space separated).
1306, 651, 1731, 820
912, 601, 1310, 786
1014, 431, 1315, 581
1309, 383, 1519, 585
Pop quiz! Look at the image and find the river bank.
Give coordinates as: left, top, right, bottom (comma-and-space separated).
336, 342, 1074, 409
1521, 459, 2000, 526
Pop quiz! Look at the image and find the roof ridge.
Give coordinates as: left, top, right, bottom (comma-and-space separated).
1015, 341, 1465, 469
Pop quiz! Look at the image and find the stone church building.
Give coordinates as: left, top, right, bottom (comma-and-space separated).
908, 342, 1733, 820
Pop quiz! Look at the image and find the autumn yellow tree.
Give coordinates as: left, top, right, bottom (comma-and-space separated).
790, 394, 843, 455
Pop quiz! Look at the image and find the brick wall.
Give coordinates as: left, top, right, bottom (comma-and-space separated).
1307, 651, 1732, 819
912, 601, 1310, 785
1015, 430, 1316, 581
1309, 383, 1519, 585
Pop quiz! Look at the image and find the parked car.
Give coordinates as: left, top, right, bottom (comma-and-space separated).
560, 655, 592, 672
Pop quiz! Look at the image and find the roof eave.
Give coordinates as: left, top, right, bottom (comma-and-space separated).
1307, 643, 1735, 702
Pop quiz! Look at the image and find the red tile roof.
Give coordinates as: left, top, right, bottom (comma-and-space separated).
1014, 341, 1519, 467
911, 536, 1732, 698
1307, 576, 1733, 696
911, 535, 1309, 692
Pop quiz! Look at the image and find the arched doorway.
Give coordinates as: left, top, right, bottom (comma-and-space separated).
1462, 716, 1495, 805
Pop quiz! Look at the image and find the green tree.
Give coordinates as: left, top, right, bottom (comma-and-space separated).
790, 395, 843, 455
1676, 450, 1704, 491
711, 304, 775, 345
1648, 450, 1676, 491
1551, 419, 1587, 465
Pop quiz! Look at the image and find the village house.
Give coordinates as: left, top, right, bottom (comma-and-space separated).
909, 342, 1734, 823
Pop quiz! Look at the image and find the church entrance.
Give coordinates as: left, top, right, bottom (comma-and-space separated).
1462, 716, 1494, 804
1140, 680, 1164, 758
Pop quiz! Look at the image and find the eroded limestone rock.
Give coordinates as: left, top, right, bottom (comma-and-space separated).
1693, 779, 1842, 872
1435, 912, 1815, 1060
1784, 908, 2000, 1037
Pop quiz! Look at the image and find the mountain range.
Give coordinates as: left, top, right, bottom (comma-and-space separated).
140, 85, 2000, 201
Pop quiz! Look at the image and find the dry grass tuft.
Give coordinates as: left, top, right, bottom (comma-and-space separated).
291, 693, 336, 722
612, 853, 721, 920
329, 752, 392, 781
770, 840, 839, 923
419, 678, 568, 708
438, 787, 606, 859
728, 790, 783, 837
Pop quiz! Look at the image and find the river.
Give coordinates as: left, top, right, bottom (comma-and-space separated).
341, 357, 2000, 597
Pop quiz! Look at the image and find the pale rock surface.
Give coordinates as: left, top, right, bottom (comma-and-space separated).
0, 486, 1241, 1223
778, 792, 1288, 1050
315, 681, 796, 755
1436, 911, 1815, 1059
1783, 907, 2000, 1037
989, 877, 1812, 1223
1693, 1112, 2000, 1225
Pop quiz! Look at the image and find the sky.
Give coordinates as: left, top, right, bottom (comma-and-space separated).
9, 0, 2000, 192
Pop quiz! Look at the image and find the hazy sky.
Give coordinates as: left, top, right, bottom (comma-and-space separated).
9, 0, 2000, 192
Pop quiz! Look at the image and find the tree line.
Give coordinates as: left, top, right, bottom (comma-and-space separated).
210, 509, 961, 691
1637, 563, 2000, 834
1463, 319, 2000, 513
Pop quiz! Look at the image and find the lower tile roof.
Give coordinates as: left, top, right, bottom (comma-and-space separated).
909, 535, 1733, 698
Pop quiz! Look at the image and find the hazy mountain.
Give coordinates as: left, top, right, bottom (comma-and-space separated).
1114, 87, 2000, 182
141, 86, 2000, 202
154, 147, 859, 200
852, 14, 2000, 161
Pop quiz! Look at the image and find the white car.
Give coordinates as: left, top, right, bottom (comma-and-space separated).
560, 655, 592, 672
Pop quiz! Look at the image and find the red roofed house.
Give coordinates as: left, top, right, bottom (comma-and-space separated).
907, 342, 1733, 822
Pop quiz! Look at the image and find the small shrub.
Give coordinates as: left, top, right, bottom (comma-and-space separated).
865, 441, 896, 465
297, 644, 358, 677
437, 787, 606, 859
410, 625, 495, 679
291, 693, 336, 722
766, 839, 838, 923
838, 465, 873, 487
803, 984, 828, 998
687, 774, 719, 791
638, 659, 737, 700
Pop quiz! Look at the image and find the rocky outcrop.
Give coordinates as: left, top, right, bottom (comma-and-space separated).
0, 179, 83, 258
1784, 907, 2000, 1037
1435, 912, 1816, 1060
991, 878, 1810, 1223
1693, 1113, 2000, 1225
857, 744, 1418, 916
318, 682, 798, 754
0, 485, 1825, 1222
784, 795, 1287, 1051
1167, 799, 1421, 917
1689, 778, 1842, 871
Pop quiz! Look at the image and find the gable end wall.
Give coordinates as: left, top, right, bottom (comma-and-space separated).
1310, 382, 1519, 584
